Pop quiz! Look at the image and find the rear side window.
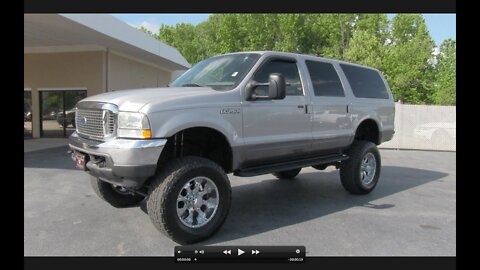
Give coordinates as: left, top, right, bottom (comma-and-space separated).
305, 61, 344, 97
340, 64, 389, 99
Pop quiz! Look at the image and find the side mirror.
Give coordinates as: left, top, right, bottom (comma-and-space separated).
246, 73, 286, 101
267, 73, 286, 100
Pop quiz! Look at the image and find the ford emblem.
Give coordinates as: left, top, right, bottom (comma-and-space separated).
78, 116, 87, 125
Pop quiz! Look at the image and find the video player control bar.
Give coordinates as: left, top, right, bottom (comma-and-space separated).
175, 246, 305, 263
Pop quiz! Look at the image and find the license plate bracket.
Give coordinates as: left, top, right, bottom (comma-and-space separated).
73, 153, 88, 171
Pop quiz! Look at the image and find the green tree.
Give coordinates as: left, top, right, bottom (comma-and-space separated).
309, 14, 388, 60
274, 14, 311, 53
157, 23, 202, 64
312, 14, 356, 59
345, 30, 386, 70
355, 14, 389, 40
383, 14, 436, 104
344, 14, 389, 70
243, 14, 279, 51
138, 13, 454, 105
139, 26, 154, 36
433, 39, 456, 105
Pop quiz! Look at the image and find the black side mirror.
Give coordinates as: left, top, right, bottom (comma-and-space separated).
246, 73, 287, 101
267, 73, 286, 100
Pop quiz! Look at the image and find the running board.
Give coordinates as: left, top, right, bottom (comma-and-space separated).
234, 154, 349, 177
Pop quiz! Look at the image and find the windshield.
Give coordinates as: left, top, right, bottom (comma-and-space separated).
170, 53, 261, 90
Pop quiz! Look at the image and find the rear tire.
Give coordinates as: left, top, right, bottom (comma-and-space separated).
146, 156, 231, 244
340, 140, 381, 194
90, 177, 145, 207
272, 168, 301, 179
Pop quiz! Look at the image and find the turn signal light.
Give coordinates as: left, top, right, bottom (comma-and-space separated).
142, 129, 152, 139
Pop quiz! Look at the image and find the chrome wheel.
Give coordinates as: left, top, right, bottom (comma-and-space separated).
176, 177, 219, 228
360, 152, 376, 186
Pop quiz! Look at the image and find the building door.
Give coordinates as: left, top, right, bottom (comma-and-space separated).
39, 90, 87, 138
24, 91, 33, 138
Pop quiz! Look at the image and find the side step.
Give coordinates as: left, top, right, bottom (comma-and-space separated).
234, 153, 349, 177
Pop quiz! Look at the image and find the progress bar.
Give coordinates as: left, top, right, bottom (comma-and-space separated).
175, 246, 305, 263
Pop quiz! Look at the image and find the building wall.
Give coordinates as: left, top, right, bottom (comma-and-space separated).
24, 50, 179, 138
108, 52, 171, 91
171, 70, 186, 82
24, 51, 105, 137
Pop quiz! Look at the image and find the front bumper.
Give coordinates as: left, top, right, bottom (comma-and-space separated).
69, 131, 167, 188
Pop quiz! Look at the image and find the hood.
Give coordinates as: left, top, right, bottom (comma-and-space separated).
79, 87, 219, 112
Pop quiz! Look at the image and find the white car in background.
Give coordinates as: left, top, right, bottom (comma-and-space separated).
414, 122, 456, 142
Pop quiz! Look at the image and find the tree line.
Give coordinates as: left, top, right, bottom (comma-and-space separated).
141, 14, 456, 105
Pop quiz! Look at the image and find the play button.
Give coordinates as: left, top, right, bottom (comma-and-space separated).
237, 248, 245, 256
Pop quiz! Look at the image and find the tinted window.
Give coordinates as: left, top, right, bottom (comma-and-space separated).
306, 61, 344, 97
340, 64, 389, 99
253, 59, 303, 96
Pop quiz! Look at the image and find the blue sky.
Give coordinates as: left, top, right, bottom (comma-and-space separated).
112, 14, 456, 46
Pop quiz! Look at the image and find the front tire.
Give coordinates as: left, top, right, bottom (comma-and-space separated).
147, 156, 231, 244
272, 168, 301, 179
90, 177, 145, 207
340, 140, 381, 194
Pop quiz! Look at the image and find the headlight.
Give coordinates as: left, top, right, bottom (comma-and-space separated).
117, 112, 152, 139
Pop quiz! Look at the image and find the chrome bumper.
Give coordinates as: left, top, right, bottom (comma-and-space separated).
69, 131, 167, 188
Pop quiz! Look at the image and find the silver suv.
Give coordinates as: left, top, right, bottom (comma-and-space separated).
69, 51, 395, 243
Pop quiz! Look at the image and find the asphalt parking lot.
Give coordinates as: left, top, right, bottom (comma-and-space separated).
24, 141, 456, 256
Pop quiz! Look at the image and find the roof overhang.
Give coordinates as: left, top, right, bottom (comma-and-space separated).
24, 14, 191, 71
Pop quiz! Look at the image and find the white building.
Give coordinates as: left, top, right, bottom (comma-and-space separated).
24, 14, 190, 138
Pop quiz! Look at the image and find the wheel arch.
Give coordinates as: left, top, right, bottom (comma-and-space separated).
151, 111, 239, 147
157, 125, 235, 174
353, 117, 382, 145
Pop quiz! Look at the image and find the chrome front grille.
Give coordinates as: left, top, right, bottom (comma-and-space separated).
76, 109, 115, 140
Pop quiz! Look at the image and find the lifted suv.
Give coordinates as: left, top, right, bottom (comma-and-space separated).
69, 51, 395, 244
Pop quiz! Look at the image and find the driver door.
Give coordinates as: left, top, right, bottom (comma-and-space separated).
241, 57, 312, 166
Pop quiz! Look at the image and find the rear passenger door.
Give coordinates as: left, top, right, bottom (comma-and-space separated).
338, 63, 395, 140
303, 60, 353, 153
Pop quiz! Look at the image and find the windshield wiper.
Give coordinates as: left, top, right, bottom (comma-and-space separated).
181, 83, 204, 87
